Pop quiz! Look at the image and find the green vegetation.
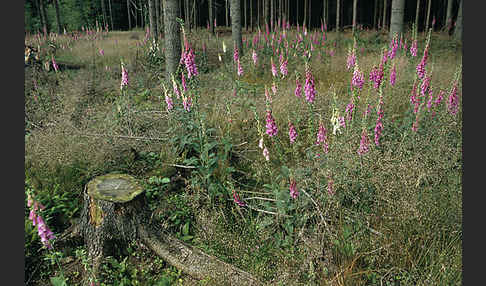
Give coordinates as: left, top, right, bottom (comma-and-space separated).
25, 24, 461, 285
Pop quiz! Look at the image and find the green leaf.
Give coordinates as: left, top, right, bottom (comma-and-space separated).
182, 222, 189, 236
181, 235, 194, 241
50, 276, 68, 286
161, 177, 171, 184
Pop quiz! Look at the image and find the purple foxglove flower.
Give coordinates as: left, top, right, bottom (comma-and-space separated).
237, 59, 244, 77
316, 123, 329, 153
181, 73, 187, 92
295, 79, 302, 98
357, 129, 370, 155
345, 100, 355, 122
233, 46, 239, 63
390, 64, 397, 86
434, 90, 445, 107
120, 63, 129, 90
280, 59, 288, 77
410, 40, 418, 57
416, 47, 428, 79
265, 110, 278, 137
52, 57, 59, 72
289, 179, 299, 199
346, 51, 356, 70
352, 68, 364, 91
233, 190, 246, 207
165, 94, 173, 111
183, 95, 192, 112
288, 122, 297, 143
447, 82, 460, 115
99, 49, 104, 56
263, 146, 270, 161
271, 59, 278, 77
304, 68, 316, 103
271, 81, 277, 95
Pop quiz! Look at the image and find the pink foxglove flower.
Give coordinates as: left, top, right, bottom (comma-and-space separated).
351, 67, 365, 91
120, 62, 129, 90
252, 49, 258, 66
434, 90, 445, 107
233, 45, 239, 63
390, 64, 397, 86
289, 179, 299, 199
183, 48, 198, 78
316, 123, 329, 153
345, 100, 355, 122
288, 122, 297, 143
271, 81, 277, 95
416, 46, 428, 79
183, 95, 192, 112
294, 78, 302, 98
447, 82, 460, 115
181, 73, 187, 92
346, 50, 356, 70
165, 93, 173, 111
271, 58, 278, 77
374, 96, 384, 146
233, 190, 246, 207
237, 59, 244, 77
304, 67, 316, 103
369, 64, 384, 90
357, 129, 370, 155
99, 48, 104, 56
52, 57, 59, 72
279, 59, 288, 77
263, 146, 270, 161
265, 110, 278, 137
410, 40, 418, 57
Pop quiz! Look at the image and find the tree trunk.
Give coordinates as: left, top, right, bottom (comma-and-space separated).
454, 0, 462, 41
193, 0, 197, 30
53, 0, 62, 34
38, 0, 49, 35
296, 0, 299, 27
389, 0, 405, 40
209, 0, 215, 34
251, 0, 254, 31
425, 0, 432, 31
445, 0, 453, 31
308, 0, 311, 29
336, 0, 340, 32
108, 0, 114, 30
382, 0, 387, 30
226, 0, 230, 27
264, 0, 269, 28
149, 0, 158, 41
303, 0, 307, 27
352, 0, 358, 35
415, 0, 420, 30
164, 0, 182, 80
322, 0, 327, 27
127, 0, 132, 30
374, 0, 378, 29
231, 0, 244, 57
271, 0, 274, 30
244, 0, 248, 31
100, 0, 107, 29
155, 0, 160, 34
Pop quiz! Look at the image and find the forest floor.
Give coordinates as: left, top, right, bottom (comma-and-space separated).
25, 26, 462, 286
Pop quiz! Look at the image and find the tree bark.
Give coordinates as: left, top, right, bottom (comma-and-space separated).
336, 0, 340, 32
322, 0, 327, 28
164, 0, 182, 80
308, 0, 311, 29
271, 0, 274, 30
303, 0, 307, 27
425, 0, 432, 31
250, 0, 254, 31
100, 0, 107, 29
352, 0, 358, 35
264, 0, 269, 28
155, 0, 160, 34
108, 0, 114, 30
149, 0, 158, 41
209, 0, 215, 34
53, 0, 62, 34
231, 0, 244, 57
382, 0, 388, 30
374, 0, 378, 29
35, 0, 45, 34
445, 0, 453, 31
226, 0, 230, 27
389, 0, 405, 40
38, 0, 49, 35
454, 0, 462, 41
415, 0, 420, 30
127, 0, 132, 30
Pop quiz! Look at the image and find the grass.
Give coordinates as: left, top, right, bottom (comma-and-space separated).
25, 25, 462, 285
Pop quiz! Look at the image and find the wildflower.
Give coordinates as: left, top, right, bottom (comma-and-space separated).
410, 82, 420, 113
447, 82, 460, 115
252, 49, 258, 66
369, 64, 384, 90
258, 137, 264, 149
345, 100, 355, 122
222, 41, 227, 53
172, 76, 180, 98
288, 122, 298, 143
434, 90, 445, 107
280, 59, 288, 77
294, 78, 302, 98
265, 87, 272, 103
181, 73, 187, 92
426, 88, 434, 112
99, 48, 104, 56
416, 46, 428, 79
351, 67, 365, 91
182, 95, 192, 112
28, 198, 55, 249
304, 67, 316, 103
357, 129, 370, 155
374, 96, 384, 146
316, 123, 329, 154
51, 56, 59, 72
346, 49, 356, 70
271, 81, 277, 95
420, 75, 431, 97
289, 179, 299, 199
390, 64, 397, 86
120, 62, 129, 90
410, 39, 418, 57
237, 59, 244, 77
265, 110, 278, 137
327, 178, 335, 196
165, 93, 173, 111
271, 58, 278, 77
233, 45, 239, 63
263, 147, 270, 161
233, 190, 246, 207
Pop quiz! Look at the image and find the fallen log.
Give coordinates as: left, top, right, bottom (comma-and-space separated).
77, 173, 261, 286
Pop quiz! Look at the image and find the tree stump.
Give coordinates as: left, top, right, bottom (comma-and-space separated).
78, 173, 261, 285
79, 173, 148, 285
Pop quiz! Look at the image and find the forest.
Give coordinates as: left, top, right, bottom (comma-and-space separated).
25, 0, 462, 285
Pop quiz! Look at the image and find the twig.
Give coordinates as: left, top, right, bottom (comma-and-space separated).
162, 163, 196, 169
301, 188, 328, 229
76, 132, 168, 142
245, 204, 292, 217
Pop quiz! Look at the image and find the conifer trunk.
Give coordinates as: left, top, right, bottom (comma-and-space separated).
54, 0, 62, 34
149, 0, 158, 41
352, 0, 358, 35
231, 0, 244, 57
389, 0, 405, 39
164, 0, 182, 80
127, 0, 132, 30
425, 0, 432, 31
454, 0, 462, 41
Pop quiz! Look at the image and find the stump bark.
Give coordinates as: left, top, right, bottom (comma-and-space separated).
78, 173, 261, 285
